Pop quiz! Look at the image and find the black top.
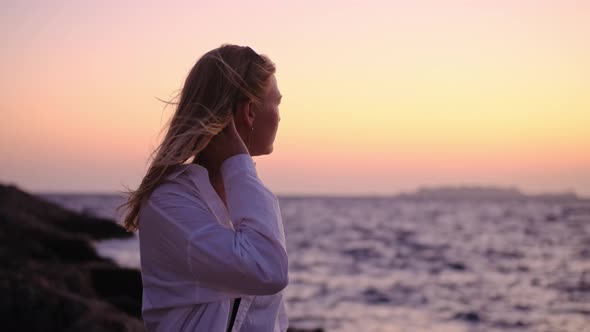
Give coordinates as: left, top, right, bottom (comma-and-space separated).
227, 298, 241, 332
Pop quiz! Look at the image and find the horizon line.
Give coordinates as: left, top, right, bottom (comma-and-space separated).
32, 186, 589, 200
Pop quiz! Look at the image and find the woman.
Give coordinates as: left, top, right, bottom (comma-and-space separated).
121, 44, 288, 331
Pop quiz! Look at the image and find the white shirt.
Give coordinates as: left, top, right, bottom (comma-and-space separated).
138, 154, 289, 331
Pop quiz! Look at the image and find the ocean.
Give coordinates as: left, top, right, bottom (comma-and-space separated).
42, 193, 590, 332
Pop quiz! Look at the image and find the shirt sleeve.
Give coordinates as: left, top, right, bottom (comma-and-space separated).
148, 154, 288, 296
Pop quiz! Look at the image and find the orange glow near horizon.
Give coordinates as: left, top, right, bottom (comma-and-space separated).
1, 1, 589, 196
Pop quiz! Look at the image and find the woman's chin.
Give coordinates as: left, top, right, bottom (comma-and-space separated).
251, 145, 274, 157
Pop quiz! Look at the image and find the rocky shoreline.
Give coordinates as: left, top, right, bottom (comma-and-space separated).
0, 184, 143, 331
0, 184, 322, 332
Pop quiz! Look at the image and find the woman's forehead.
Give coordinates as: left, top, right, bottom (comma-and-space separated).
266, 75, 281, 99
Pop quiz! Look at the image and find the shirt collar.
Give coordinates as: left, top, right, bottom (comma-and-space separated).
165, 163, 209, 181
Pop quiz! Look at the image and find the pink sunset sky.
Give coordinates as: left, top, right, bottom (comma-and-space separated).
1, 0, 589, 196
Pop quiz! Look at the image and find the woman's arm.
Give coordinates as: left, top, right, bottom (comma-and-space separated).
147, 154, 288, 296
190, 153, 288, 294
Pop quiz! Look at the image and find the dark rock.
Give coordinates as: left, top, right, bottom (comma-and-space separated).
447, 262, 466, 271
0, 184, 131, 240
0, 206, 107, 266
545, 213, 559, 222
493, 319, 529, 329
88, 263, 143, 318
0, 183, 143, 331
342, 247, 382, 260
514, 304, 531, 311
363, 287, 391, 304
454, 311, 481, 323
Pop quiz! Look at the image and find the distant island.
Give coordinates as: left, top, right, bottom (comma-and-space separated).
395, 185, 582, 201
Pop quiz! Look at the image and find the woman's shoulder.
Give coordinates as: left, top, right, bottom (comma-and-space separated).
148, 180, 201, 205
143, 165, 206, 208
139, 176, 210, 230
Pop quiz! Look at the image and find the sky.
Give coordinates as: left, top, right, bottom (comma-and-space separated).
1, 0, 589, 197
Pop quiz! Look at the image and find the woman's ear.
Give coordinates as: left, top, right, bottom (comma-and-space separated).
235, 100, 256, 128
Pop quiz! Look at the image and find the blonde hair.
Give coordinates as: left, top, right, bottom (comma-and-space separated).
120, 44, 276, 232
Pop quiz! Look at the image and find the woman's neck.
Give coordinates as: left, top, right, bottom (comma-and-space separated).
193, 156, 227, 207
